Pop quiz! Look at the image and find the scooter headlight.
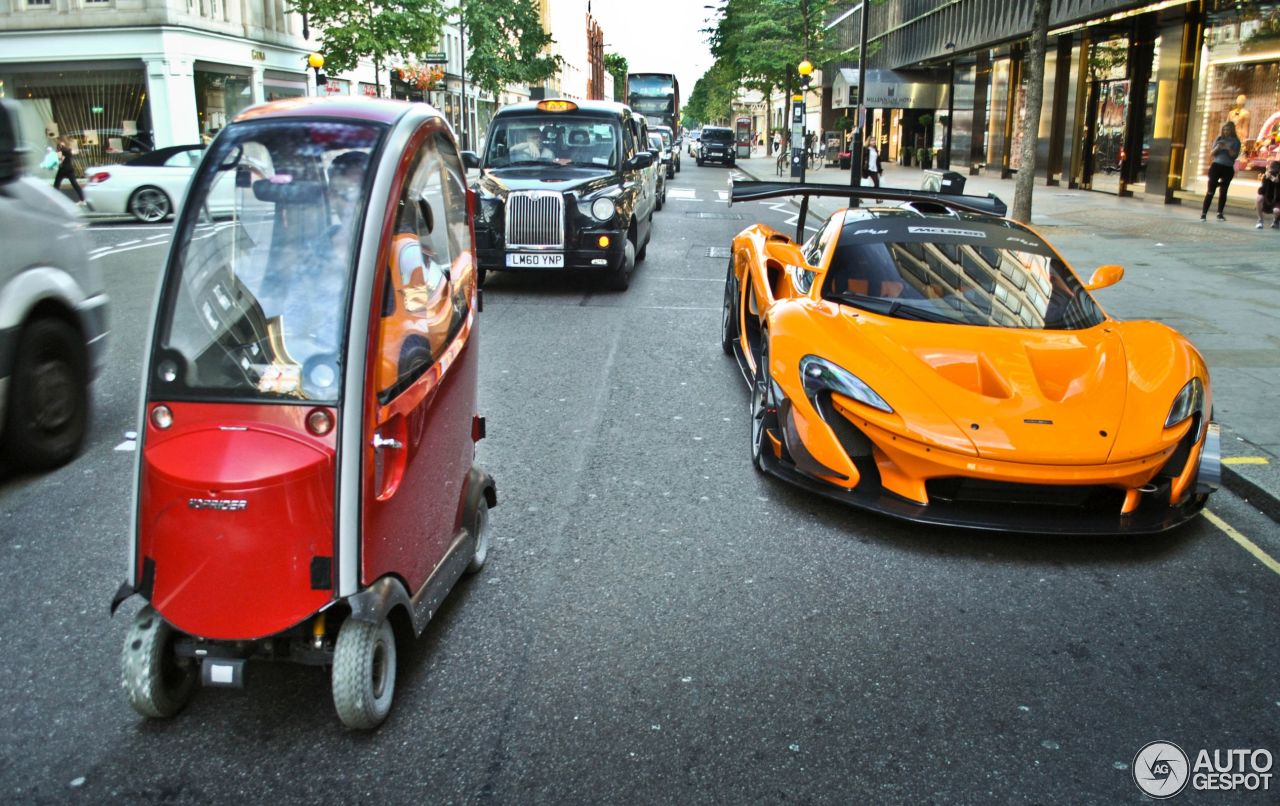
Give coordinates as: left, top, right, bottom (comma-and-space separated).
1164, 378, 1204, 429
800, 355, 893, 413
590, 197, 616, 222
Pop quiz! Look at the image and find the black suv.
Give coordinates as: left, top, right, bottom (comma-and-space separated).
697, 126, 735, 167
470, 99, 658, 290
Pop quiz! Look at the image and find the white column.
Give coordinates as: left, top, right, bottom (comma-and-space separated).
251, 65, 265, 104
145, 56, 200, 148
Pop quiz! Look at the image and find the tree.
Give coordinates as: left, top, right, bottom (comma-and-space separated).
289, 0, 448, 87
1012, 0, 1051, 223
461, 0, 560, 100
604, 53, 628, 103
685, 61, 738, 126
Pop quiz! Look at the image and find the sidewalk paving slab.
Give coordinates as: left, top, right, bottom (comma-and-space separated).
729, 152, 1280, 526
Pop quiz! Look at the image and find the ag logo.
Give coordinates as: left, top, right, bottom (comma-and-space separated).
1134, 741, 1190, 798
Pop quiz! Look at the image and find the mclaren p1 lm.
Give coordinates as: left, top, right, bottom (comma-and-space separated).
722, 180, 1219, 534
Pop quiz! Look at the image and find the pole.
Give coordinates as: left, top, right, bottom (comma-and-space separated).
849, 0, 869, 205
459, 4, 468, 151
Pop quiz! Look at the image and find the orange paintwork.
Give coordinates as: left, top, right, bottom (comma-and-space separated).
730, 213, 1212, 516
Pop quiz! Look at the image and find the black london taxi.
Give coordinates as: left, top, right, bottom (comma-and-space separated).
470, 99, 657, 290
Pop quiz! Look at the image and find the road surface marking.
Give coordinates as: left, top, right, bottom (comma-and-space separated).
114, 439, 136, 452
1223, 456, 1269, 465
668, 188, 698, 200
90, 240, 167, 261
1204, 509, 1280, 577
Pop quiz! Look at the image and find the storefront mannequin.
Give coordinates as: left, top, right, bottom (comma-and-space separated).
1229, 95, 1252, 147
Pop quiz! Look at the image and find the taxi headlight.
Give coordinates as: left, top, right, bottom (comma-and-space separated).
800, 355, 893, 413
590, 197, 616, 222
1164, 378, 1204, 429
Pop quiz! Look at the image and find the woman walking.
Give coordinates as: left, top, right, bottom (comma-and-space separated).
54, 137, 87, 207
1201, 121, 1241, 221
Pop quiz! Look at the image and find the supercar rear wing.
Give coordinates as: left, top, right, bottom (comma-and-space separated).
728, 177, 1008, 240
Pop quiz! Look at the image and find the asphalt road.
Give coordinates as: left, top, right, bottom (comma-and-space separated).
1, 161, 1277, 804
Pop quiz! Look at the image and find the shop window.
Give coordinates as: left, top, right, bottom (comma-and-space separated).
12, 67, 152, 167
26, 0, 51, 7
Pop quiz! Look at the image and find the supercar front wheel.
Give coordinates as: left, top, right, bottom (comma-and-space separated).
750, 337, 773, 471
720, 260, 738, 355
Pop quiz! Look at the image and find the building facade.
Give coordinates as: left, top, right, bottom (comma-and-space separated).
824, 0, 1280, 205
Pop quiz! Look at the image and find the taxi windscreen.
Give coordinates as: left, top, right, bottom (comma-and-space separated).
483, 115, 619, 169
153, 119, 386, 403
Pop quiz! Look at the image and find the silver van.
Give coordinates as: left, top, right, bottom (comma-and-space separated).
0, 100, 109, 469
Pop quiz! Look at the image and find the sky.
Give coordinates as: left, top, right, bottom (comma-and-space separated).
587, 0, 718, 99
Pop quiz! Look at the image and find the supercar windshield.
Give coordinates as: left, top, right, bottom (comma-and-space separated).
483, 115, 620, 169
820, 218, 1105, 330
152, 118, 386, 403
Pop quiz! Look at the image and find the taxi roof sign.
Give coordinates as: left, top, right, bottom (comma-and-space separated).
537, 100, 578, 113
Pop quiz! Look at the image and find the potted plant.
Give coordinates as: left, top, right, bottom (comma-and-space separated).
916, 146, 932, 170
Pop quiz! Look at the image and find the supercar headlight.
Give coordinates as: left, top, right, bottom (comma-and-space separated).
800, 355, 893, 413
1164, 378, 1204, 429
590, 197, 616, 221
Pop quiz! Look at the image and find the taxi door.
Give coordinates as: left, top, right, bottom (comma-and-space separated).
362, 124, 478, 594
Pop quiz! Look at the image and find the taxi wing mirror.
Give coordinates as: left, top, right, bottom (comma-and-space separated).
461, 150, 480, 170
1085, 264, 1124, 291
626, 153, 653, 170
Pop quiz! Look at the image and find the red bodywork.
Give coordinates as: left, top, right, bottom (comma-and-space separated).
137, 403, 337, 640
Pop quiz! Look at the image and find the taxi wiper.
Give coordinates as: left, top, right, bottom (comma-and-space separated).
827, 292, 957, 324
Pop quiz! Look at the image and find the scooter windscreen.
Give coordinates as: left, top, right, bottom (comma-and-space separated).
150, 118, 387, 403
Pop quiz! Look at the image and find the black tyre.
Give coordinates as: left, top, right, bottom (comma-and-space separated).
606, 234, 636, 291
697, 158, 704, 167
122, 605, 197, 718
332, 618, 397, 730
128, 186, 172, 223
720, 259, 738, 355
656, 187, 664, 211
1, 318, 88, 470
465, 497, 491, 574
750, 337, 772, 471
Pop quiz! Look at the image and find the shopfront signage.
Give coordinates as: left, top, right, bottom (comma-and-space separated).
424, 52, 447, 63
251, 49, 266, 61
832, 69, 944, 110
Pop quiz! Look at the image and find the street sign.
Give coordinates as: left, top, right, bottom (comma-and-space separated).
424, 52, 448, 63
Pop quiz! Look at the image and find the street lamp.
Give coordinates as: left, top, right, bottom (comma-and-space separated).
307, 53, 327, 93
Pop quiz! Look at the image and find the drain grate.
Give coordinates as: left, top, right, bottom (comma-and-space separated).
704, 246, 732, 258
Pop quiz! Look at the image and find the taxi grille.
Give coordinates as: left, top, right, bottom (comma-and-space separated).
505, 191, 565, 248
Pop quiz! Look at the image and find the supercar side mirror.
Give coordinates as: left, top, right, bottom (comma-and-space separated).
1085, 264, 1124, 291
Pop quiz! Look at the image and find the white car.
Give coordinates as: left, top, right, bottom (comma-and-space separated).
84, 144, 232, 222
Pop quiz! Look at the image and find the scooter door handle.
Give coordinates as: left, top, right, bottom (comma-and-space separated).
372, 434, 403, 450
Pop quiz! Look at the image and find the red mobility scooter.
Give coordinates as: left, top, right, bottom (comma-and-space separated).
111, 98, 496, 729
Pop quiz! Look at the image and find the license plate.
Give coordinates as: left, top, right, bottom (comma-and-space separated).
506, 252, 564, 268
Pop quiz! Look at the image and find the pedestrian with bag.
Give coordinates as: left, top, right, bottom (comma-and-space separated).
1256, 160, 1280, 230
864, 141, 883, 190
53, 137, 87, 207
1201, 121, 1240, 221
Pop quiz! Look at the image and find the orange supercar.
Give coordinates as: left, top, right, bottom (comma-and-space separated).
722, 181, 1219, 534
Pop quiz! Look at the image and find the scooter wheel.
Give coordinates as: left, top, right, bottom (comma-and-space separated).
466, 497, 492, 574
332, 618, 396, 730
121, 605, 196, 718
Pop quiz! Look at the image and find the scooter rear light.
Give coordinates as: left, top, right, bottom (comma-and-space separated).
306, 408, 334, 436
150, 405, 173, 430
88, 171, 111, 184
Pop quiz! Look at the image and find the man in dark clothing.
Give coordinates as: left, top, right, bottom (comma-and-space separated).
1256, 160, 1280, 230
54, 137, 86, 206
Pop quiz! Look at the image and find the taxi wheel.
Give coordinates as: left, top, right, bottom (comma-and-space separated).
607, 235, 635, 291
656, 188, 664, 211
122, 605, 196, 718
128, 186, 172, 223
465, 498, 491, 574
750, 336, 772, 471
720, 259, 738, 355
332, 618, 397, 730
1, 318, 88, 470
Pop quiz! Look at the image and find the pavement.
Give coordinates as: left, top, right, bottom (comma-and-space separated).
730, 148, 1280, 525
